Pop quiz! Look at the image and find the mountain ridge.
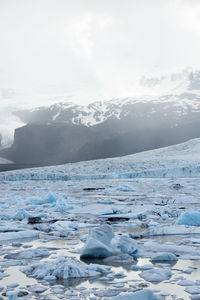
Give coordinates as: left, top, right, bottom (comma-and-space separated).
1, 69, 200, 167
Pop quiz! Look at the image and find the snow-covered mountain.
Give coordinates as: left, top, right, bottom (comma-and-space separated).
14, 69, 200, 127
1, 69, 200, 167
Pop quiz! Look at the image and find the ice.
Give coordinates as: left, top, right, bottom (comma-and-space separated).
178, 280, 195, 286
2, 139, 200, 298
51, 197, 74, 212
73, 204, 115, 215
14, 209, 33, 220
115, 184, 137, 192
5, 247, 50, 259
80, 225, 114, 259
112, 235, 138, 255
80, 225, 138, 259
103, 253, 134, 265
169, 195, 198, 204
6, 291, 18, 300
29, 192, 58, 205
113, 289, 158, 300
21, 255, 111, 279
139, 267, 172, 282
176, 211, 200, 226
185, 286, 200, 294
131, 264, 153, 271
50, 221, 79, 235
0, 230, 39, 241
151, 252, 178, 262
89, 225, 114, 244
143, 240, 200, 257
80, 237, 113, 258
132, 225, 200, 238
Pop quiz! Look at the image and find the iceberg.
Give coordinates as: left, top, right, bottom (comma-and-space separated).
112, 235, 138, 255
6, 291, 18, 300
80, 225, 114, 259
21, 255, 111, 280
29, 192, 57, 205
14, 209, 33, 220
0, 230, 39, 242
151, 252, 178, 262
139, 268, 172, 282
176, 211, 200, 226
80, 225, 138, 259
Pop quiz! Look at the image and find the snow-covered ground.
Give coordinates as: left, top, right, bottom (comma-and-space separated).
1, 139, 200, 299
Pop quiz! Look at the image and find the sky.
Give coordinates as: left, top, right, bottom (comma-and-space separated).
0, 0, 200, 110
0, 0, 200, 146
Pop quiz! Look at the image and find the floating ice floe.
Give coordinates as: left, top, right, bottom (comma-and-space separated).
80, 225, 114, 258
50, 221, 78, 233
178, 280, 195, 286
80, 225, 138, 259
6, 291, 18, 300
139, 267, 172, 282
29, 192, 58, 205
5, 247, 50, 260
103, 253, 134, 265
113, 289, 158, 300
21, 255, 111, 280
185, 286, 200, 294
151, 252, 178, 262
29, 192, 74, 212
131, 225, 200, 238
14, 209, 33, 220
142, 240, 200, 257
176, 211, 200, 226
0, 230, 39, 242
112, 235, 138, 255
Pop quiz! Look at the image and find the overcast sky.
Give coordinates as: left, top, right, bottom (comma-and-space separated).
1, 0, 200, 108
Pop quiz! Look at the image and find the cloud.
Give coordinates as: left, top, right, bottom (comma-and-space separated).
0, 0, 200, 108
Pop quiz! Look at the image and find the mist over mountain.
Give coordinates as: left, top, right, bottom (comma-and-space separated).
1, 69, 200, 167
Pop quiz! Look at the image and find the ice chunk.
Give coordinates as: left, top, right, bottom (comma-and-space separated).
178, 280, 195, 286
21, 255, 110, 279
103, 253, 134, 265
5, 247, 50, 259
29, 192, 58, 205
14, 209, 32, 220
176, 211, 200, 226
50, 221, 78, 234
0, 230, 39, 241
51, 198, 73, 212
80, 225, 114, 259
116, 185, 137, 192
139, 268, 172, 282
131, 264, 153, 271
80, 225, 138, 259
80, 237, 113, 259
112, 235, 138, 255
132, 225, 200, 238
113, 289, 158, 300
185, 286, 200, 294
151, 252, 178, 262
89, 224, 114, 245
6, 291, 18, 300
